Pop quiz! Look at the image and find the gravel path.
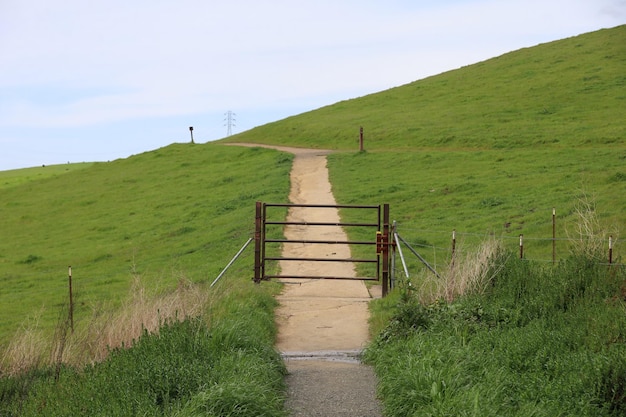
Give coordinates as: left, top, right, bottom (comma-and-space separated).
227, 144, 382, 416
284, 358, 382, 417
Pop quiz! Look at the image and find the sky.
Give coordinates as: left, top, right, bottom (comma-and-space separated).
0, 1, 624, 170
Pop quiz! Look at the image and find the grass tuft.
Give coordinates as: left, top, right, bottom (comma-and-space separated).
420, 235, 507, 304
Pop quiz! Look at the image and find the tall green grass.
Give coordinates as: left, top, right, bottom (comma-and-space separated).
364, 253, 626, 416
0, 278, 288, 416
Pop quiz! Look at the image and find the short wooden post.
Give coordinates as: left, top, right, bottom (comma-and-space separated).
68, 266, 74, 333
359, 126, 364, 152
519, 234, 524, 259
609, 235, 613, 265
552, 208, 556, 264
451, 229, 456, 257
451, 229, 456, 268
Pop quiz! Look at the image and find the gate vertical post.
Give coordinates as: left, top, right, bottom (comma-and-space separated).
254, 201, 263, 283
382, 204, 390, 297
390, 221, 396, 291
262, 202, 268, 280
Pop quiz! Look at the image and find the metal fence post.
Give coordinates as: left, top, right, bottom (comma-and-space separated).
254, 202, 263, 283
382, 204, 390, 297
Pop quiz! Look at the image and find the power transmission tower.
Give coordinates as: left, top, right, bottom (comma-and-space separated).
224, 111, 236, 136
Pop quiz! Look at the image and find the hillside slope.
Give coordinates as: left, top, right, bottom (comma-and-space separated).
223, 25, 625, 265
2, 25, 624, 346
223, 25, 625, 151
0, 144, 292, 343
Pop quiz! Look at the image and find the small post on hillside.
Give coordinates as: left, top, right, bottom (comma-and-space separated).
552, 208, 556, 264
451, 229, 456, 268
451, 229, 456, 265
68, 266, 74, 333
189, 126, 194, 144
609, 235, 613, 265
359, 126, 364, 152
519, 234, 524, 259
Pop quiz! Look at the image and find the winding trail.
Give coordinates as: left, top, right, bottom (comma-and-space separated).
228, 144, 382, 416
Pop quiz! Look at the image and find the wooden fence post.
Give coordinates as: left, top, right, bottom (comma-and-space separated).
552, 208, 556, 264
451, 229, 456, 268
68, 266, 74, 333
359, 126, 364, 152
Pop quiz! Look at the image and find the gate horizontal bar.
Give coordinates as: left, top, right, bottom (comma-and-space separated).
264, 274, 379, 281
265, 239, 376, 245
265, 256, 378, 263
265, 203, 380, 209
265, 221, 379, 227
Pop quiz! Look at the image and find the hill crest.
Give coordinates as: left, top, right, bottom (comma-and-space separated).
223, 25, 626, 151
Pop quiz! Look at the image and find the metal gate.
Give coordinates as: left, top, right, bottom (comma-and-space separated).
253, 202, 391, 296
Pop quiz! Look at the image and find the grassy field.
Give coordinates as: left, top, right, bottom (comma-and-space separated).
0, 144, 292, 344
1, 144, 292, 415
1, 24, 625, 415
327, 147, 623, 274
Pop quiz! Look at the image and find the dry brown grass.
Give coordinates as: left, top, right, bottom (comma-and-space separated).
416, 235, 507, 304
74, 276, 208, 364
1, 275, 209, 376
567, 194, 619, 262
0, 313, 47, 376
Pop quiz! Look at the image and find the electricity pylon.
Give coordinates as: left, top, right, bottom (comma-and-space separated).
224, 111, 236, 136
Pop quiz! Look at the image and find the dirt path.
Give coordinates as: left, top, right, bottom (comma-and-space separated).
227, 144, 382, 416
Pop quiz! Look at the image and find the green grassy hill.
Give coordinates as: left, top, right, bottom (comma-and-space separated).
1, 24, 625, 416
2, 23, 623, 351
224, 25, 625, 152
225, 25, 625, 266
0, 144, 292, 343
0, 163, 93, 190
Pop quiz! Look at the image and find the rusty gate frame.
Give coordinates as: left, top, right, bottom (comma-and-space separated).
253, 201, 391, 296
